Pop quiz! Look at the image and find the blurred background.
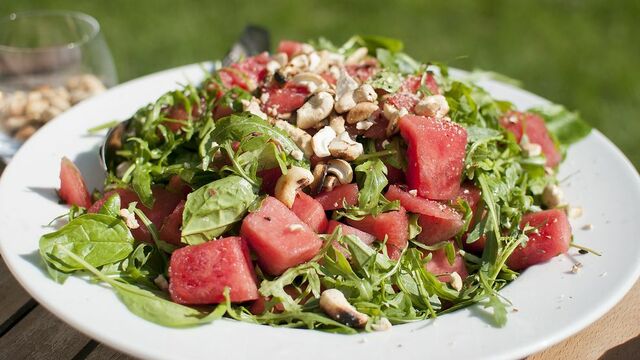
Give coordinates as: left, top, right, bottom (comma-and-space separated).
1, 0, 638, 167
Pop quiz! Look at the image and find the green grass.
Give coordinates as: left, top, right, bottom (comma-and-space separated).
2, 0, 639, 168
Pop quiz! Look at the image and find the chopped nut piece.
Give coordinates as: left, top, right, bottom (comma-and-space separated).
14, 125, 37, 140
567, 206, 583, 219
414, 94, 449, 118
334, 69, 359, 113
570, 262, 583, 274
241, 98, 267, 120
326, 159, 354, 184
328, 131, 364, 160
346, 102, 378, 124
522, 142, 542, 157
329, 115, 346, 134
353, 84, 377, 103
287, 224, 305, 232
371, 317, 393, 331
291, 72, 329, 93
450, 271, 463, 291
154, 274, 170, 292
383, 102, 408, 136
582, 224, 594, 231
355, 120, 374, 130
275, 120, 313, 158
119, 208, 140, 229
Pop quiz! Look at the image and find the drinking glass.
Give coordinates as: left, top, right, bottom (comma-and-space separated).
0, 10, 117, 160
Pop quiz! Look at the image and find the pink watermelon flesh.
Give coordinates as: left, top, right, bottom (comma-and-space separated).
257, 167, 282, 196
506, 209, 572, 271
500, 111, 562, 167
59, 157, 92, 208
169, 236, 258, 304
166, 175, 191, 198
263, 85, 309, 115
385, 185, 463, 245
399, 115, 467, 200
423, 245, 468, 283
277, 40, 304, 58
346, 207, 409, 260
326, 220, 376, 246
240, 196, 323, 275
346, 59, 379, 82
159, 200, 185, 246
291, 191, 329, 233
314, 183, 359, 210
88, 187, 183, 243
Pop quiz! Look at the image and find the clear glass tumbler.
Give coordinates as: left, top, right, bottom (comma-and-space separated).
0, 10, 117, 160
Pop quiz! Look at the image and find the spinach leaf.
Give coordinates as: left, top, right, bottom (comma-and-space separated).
55, 245, 227, 327
98, 194, 121, 217
181, 175, 257, 245
39, 213, 134, 280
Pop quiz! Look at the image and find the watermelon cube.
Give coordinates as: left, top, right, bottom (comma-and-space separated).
59, 157, 92, 208
423, 245, 468, 283
399, 115, 467, 200
277, 40, 304, 58
386, 185, 463, 245
88, 186, 183, 244
500, 111, 562, 167
257, 167, 282, 195
159, 200, 185, 246
240, 196, 323, 275
263, 85, 309, 115
346, 207, 409, 260
314, 183, 359, 210
326, 220, 376, 246
169, 237, 258, 304
292, 191, 329, 233
507, 209, 572, 271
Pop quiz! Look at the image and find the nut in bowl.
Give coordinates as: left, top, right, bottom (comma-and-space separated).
0, 10, 116, 156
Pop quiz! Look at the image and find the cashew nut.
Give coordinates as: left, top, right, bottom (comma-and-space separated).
322, 175, 339, 192
329, 115, 346, 134
312, 126, 337, 158
370, 317, 393, 331
274, 166, 314, 208
291, 72, 329, 94
275, 120, 313, 158
309, 163, 328, 195
383, 102, 408, 136
319, 289, 369, 328
326, 159, 354, 184
296, 92, 334, 129
414, 94, 449, 118
328, 132, 364, 161
346, 101, 378, 124
353, 84, 377, 103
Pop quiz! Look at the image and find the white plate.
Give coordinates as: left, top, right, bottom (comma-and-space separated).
1, 64, 639, 360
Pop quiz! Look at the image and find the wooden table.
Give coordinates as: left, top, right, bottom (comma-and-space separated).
0, 159, 638, 359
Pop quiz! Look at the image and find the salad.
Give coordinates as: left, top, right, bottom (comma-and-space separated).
41, 36, 592, 333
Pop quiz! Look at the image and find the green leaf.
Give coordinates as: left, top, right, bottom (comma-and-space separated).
408, 214, 422, 240
39, 214, 134, 277
181, 175, 257, 245
356, 35, 404, 53
367, 70, 403, 93
208, 113, 308, 167
98, 193, 121, 217
132, 163, 154, 208
55, 245, 227, 327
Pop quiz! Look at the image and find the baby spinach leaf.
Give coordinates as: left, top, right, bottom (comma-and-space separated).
56, 245, 227, 328
181, 175, 257, 245
98, 193, 121, 217
39, 214, 134, 277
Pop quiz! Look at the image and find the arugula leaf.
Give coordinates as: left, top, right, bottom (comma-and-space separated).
408, 214, 422, 240
367, 69, 403, 93
181, 175, 257, 245
39, 213, 135, 281
207, 113, 309, 168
